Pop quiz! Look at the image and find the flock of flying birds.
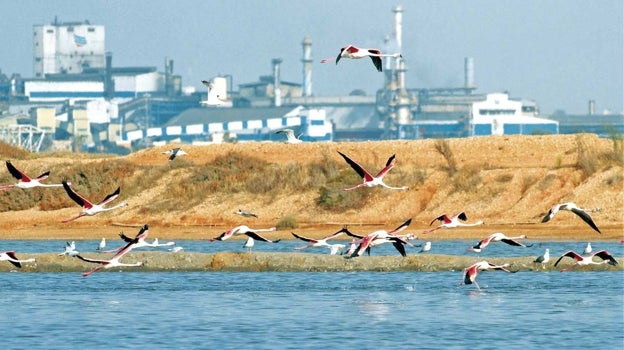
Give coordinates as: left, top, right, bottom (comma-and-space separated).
0, 45, 620, 286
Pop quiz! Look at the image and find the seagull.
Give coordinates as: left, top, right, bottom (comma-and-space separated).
327, 243, 346, 256
96, 238, 106, 251
169, 246, 184, 253
243, 237, 255, 252
583, 242, 592, 255
274, 129, 303, 144
235, 209, 258, 218
554, 250, 618, 272
59, 241, 79, 257
74, 224, 148, 277
61, 180, 128, 223
0, 251, 36, 268
162, 147, 187, 162
344, 219, 413, 258
200, 80, 230, 106
291, 227, 348, 251
0, 160, 68, 191
338, 151, 409, 191
541, 202, 601, 233
534, 248, 550, 269
418, 241, 432, 253
460, 261, 516, 291
468, 232, 533, 253
320, 45, 402, 72
150, 238, 176, 248
210, 225, 280, 243
423, 211, 483, 234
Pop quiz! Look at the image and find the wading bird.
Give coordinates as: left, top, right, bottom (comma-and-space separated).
423, 211, 483, 234
235, 209, 258, 218
541, 202, 601, 233
275, 129, 303, 144
291, 227, 348, 251
468, 232, 532, 253
338, 151, 408, 191
210, 225, 280, 243
554, 250, 618, 272
344, 219, 413, 258
460, 261, 516, 291
74, 225, 148, 277
320, 45, 401, 72
162, 147, 187, 162
61, 180, 128, 223
0, 161, 67, 190
0, 251, 35, 268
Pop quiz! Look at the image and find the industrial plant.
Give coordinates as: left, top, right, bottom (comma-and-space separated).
0, 7, 620, 154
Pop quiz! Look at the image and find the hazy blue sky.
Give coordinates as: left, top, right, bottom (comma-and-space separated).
1, 0, 622, 115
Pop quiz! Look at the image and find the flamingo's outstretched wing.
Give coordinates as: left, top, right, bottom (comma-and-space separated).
338, 151, 372, 181
63, 180, 90, 208
97, 187, 121, 206
5, 161, 30, 181
570, 208, 601, 233
374, 154, 396, 178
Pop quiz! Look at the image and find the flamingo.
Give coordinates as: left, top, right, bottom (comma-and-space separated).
61, 180, 128, 223
275, 129, 303, 144
59, 241, 79, 257
96, 238, 106, 251
338, 151, 408, 191
541, 202, 601, 233
74, 224, 148, 277
291, 227, 348, 251
0, 251, 36, 268
235, 209, 258, 218
0, 161, 68, 191
200, 80, 230, 106
534, 248, 550, 269
162, 147, 187, 162
460, 261, 516, 291
210, 225, 280, 243
423, 211, 483, 234
468, 233, 533, 253
320, 45, 401, 72
243, 237, 254, 252
344, 219, 413, 258
553, 250, 618, 272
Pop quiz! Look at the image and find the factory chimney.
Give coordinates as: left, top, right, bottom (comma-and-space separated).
272, 58, 283, 106
104, 52, 114, 100
165, 57, 174, 96
464, 57, 475, 90
301, 36, 313, 97
588, 100, 595, 115
392, 5, 403, 50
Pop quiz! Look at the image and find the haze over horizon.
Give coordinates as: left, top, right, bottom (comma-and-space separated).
0, 0, 622, 115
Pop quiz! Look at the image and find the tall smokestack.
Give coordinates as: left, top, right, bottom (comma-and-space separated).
272, 58, 283, 107
464, 57, 475, 89
392, 5, 403, 50
301, 36, 313, 97
589, 100, 595, 115
105, 52, 114, 100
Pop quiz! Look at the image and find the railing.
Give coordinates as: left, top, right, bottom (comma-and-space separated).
0, 124, 46, 152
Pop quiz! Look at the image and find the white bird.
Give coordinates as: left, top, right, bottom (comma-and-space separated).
344, 219, 413, 258
275, 129, 303, 144
61, 180, 128, 223
0, 161, 68, 190
96, 238, 106, 251
169, 246, 184, 253
200, 80, 230, 106
320, 44, 401, 72
423, 211, 483, 234
150, 238, 176, 248
243, 237, 255, 252
338, 151, 409, 191
210, 225, 280, 243
460, 261, 516, 291
162, 147, 187, 161
583, 242, 592, 255
468, 232, 533, 253
59, 241, 79, 257
534, 248, 550, 268
75, 224, 148, 277
554, 250, 618, 272
419, 241, 432, 253
235, 209, 258, 218
0, 251, 36, 268
291, 227, 348, 251
327, 244, 346, 256
541, 202, 601, 233
117, 226, 162, 250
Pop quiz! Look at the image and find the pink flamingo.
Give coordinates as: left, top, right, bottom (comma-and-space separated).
338, 151, 408, 191
542, 202, 601, 233
460, 261, 516, 291
61, 180, 128, 223
553, 250, 618, 272
210, 225, 280, 243
423, 211, 483, 234
74, 224, 148, 277
344, 218, 413, 258
320, 45, 401, 72
0, 251, 36, 268
291, 227, 349, 251
0, 161, 67, 190
468, 232, 532, 253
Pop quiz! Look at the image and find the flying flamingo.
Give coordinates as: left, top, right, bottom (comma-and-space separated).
162, 147, 187, 162
553, 250, 618, 272
541, 202, 601, 233
468, 232, 533, 253
150, 238, 176, 248
275, 129, 303, 144
338, 151, 409, 191
344, 219, 413, 258
423, 211, 483, 234
0, 251, 36, 268
291, 227, 349, 251
74, 224, 148, 277
320, 45, 401, 72
534, 249, 550, 269
460, 261, 516, 291
0, 161, 67, 191
210, 225, 280, 243
61, 180, 128, 223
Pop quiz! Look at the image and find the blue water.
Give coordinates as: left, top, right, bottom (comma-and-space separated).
1, 270, 622, 349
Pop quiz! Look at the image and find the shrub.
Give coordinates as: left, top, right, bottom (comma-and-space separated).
434, 139, 457, 175
276, 215, 298, 229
